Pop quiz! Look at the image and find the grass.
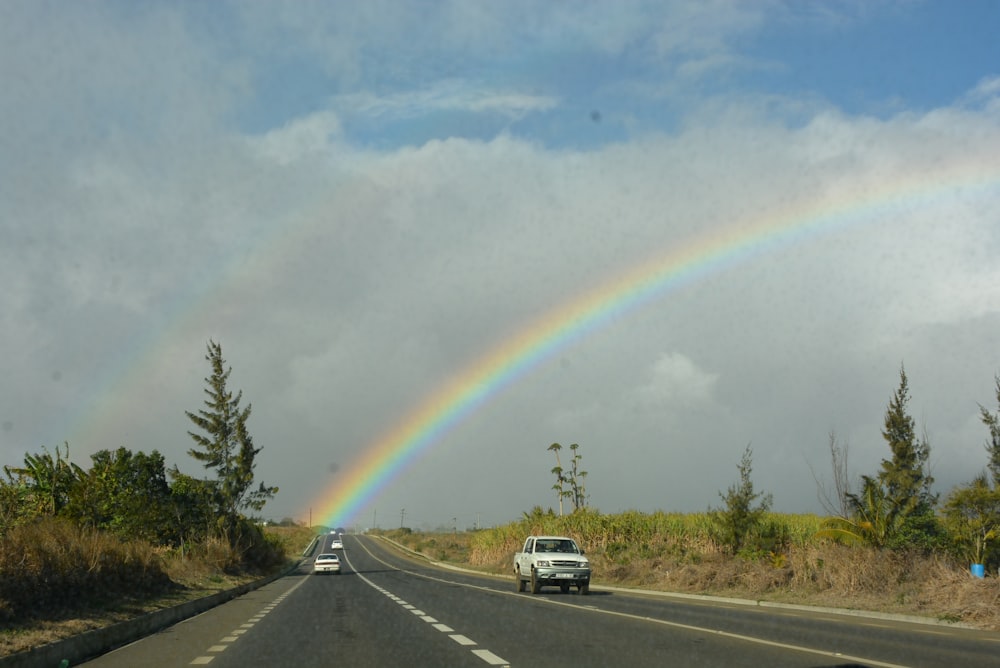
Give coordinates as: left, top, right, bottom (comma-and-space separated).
0, 520, 317, 657
6, 512, 999, 659
377, 510, 1000, 631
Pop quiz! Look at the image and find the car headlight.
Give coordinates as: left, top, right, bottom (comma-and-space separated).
536, 560, 550, 567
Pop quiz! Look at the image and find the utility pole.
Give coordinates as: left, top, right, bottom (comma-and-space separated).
373, 508, 377, 530
400, 508, 405, 529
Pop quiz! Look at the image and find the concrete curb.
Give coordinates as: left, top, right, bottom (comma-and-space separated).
0, 539, 320, 668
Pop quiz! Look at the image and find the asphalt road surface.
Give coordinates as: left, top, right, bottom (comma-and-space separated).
81, 533, 1000, 667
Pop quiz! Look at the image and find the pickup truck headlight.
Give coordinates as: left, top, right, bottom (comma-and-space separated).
536, 560, 550, 567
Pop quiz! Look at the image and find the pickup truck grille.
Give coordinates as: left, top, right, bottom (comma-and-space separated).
550, 560, 584, 567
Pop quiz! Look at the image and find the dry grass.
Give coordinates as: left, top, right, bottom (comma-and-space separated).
385, 514, 1000, 631
0, 522, 317, 657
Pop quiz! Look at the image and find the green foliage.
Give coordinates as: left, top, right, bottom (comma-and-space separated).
710, 445, 773, 555
821, 475, 897, 548
874, 366, 941, 549
64, 448, 174, 544
3, 442, 83, 518
980, 375, 1000, 486
0, 474, 32, 535
469, 508, 822, 569
229, 517, 286, 573
166, 470, 217, 552
942, 473, 1000, 567
185, 340, 278, 531
547, 442, 588, 515
829, 366, 942, 551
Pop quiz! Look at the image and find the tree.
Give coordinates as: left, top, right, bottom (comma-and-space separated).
3, 443, 83, 517
65, 448, 174, 544
872, 365, 940, 549
821, 474, 898, 548
567, 443, 588, 512
548, 442, 588, 514
167, 470, 217, 553
185, 340, 277, 533
941, 376, 1000, 569
710, 444, 772, 555
812, 430, 853, 519
942, 473, 1000, 568
547, 443, 569, 516
979, 375, 1000, 486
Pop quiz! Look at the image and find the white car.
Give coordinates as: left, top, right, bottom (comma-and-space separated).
313, 553, 341, 574
330, 538, 344, 550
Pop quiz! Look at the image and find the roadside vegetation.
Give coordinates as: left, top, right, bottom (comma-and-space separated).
383, 366, 1000, 630
4, 354, 1000, 659
0, 341, 299, 657
380, 508, 1000, 630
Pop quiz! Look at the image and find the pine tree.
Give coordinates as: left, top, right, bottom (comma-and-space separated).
185, 340, 277, 530
873, 365, 939, 549
979, 375, 1000, 486
711, 444, 772, 555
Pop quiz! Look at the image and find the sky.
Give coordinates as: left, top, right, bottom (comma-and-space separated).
2, 0, 1000, 531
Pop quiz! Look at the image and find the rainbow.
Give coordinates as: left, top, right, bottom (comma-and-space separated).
314, 161, 1000, 528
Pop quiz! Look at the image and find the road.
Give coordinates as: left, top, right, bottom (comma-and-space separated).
82, 533, 1000, 667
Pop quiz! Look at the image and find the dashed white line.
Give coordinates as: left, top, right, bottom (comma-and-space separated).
188, 572, 310, 665
473, 649, 512, 665
343, 545, 511, 666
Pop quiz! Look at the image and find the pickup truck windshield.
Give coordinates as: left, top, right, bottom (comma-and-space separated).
539, 540, 578, 553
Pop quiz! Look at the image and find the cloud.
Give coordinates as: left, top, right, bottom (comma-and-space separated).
636, 353, 719, 409
254, 111, 344, 164
333, 81, 558, 122
2, 2, 999, 526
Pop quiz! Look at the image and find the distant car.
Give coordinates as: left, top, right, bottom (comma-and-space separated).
330, 538, 344, 550
313, 553, 341, 575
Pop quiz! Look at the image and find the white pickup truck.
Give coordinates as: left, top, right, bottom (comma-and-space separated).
513, 535, 591, 594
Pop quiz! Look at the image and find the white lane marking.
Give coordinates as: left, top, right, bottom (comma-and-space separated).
189, 574, 310, 666
358, 535, 908, 668
472, 649, 511, 665
342, 541, 510, 667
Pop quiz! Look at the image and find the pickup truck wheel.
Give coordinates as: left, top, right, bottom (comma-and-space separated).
530, 568, 542, 594
578, 582, 590, 595
559, 582, 570, 594
516, 569, 526, 592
